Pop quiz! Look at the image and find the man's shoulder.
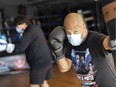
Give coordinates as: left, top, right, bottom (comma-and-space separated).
32, 24, 41, 28
89, 30, 99, 34
29, 24, 41, 31
88, 30, 106, 42
88, 30, 105, 37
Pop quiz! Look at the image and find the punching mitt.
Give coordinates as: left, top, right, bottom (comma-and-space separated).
101, 0, 116, 67
48, 26, 66, 59
0, 39, 15, 53
0, 39, 7, 52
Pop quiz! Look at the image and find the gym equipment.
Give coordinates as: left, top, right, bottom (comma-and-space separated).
101, 0, 116, 68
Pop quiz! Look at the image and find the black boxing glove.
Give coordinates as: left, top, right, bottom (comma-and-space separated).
49, 26, 66, 59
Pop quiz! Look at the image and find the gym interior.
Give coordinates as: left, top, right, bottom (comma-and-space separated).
0, 0, 115, 87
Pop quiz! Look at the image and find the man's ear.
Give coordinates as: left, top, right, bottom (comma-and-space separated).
83, 24, 86, 29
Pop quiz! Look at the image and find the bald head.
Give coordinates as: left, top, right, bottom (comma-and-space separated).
63, 13, 88, 41
64, 13, 84, 29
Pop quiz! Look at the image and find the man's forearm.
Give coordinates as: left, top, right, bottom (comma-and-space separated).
56, 57, 72, 72
103, 36, 112, 50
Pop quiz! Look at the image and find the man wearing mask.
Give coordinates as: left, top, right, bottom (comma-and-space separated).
0, 15, 53, 87
49, 13, 116, 87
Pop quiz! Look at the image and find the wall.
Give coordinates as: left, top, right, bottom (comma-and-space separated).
0, 5, 37, 20
0, 0, 38, 19
0, 0, 27, 5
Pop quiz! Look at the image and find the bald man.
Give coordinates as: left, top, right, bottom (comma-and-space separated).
49, 13, 116, 87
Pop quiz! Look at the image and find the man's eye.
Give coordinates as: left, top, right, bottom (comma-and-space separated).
66, 32, 71, 35
74, 31, 78, 33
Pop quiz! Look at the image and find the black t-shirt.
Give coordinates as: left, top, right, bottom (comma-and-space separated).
14, 24, 52, 69
66, 31, 116, 87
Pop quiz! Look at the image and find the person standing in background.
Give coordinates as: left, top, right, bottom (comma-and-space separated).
0, 15, 53, 87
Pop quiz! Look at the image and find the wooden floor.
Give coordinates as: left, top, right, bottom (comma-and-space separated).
0, 65, 82, 87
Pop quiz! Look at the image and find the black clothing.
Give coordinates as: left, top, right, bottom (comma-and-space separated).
30, 65, 52, 84
14, 25, 52, 69
66, 31, 116, 87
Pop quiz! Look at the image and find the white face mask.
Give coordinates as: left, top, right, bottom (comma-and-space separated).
16, 27, 24, 33
67, 34, 83, 46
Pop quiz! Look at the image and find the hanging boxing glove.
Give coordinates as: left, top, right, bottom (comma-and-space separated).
101, 0, 116, 67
